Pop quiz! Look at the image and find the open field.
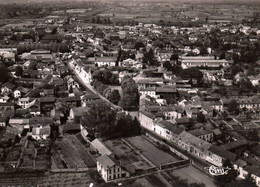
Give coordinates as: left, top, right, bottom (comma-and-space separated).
52, 135, 95, 169
104, 139, 153, 174
125, 136, 181, 167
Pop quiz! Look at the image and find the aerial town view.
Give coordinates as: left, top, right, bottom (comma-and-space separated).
0, 0, 259, 186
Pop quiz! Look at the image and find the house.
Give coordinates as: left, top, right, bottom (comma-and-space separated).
81, 93, 100, 107
237, 96, 260, 111
220, 139, 248, 155
189, 129, 214, 142
235, 161, 260, 187
90, 138, 112, 156
0, 82, 15, 94
38, 97, 56, 112
18, 97, 36, 109
156, 49, 172, 62
66, 76, 80, 90
31, 125, 51, 140
97, 154, 130, 182
63, 96, 81, 108
207, 145, 237, 167
69, 107, 90, 122
95, 57, 117, 67
13, 89, 21, 98
0, 102, 15, 118
0, 117, 6, 127
6, 126, 23, 138
139, 111, 156, 131
63, 121, 81, 134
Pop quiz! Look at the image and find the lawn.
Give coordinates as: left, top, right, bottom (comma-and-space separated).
125, 136, 180, 168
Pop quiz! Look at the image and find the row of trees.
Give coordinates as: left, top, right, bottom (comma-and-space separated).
80, 103, 140, 138
163, 61, 204, 87
118, 76, 139, 110
142, 49, 159, 66
92, 69, 119, 85
91, 70, 121, 105
92, 79, 121, 105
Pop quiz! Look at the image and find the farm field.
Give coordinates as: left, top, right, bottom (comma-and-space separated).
104, 139, 153, 174
52, 135, 95, 169
125, 136, 180, 167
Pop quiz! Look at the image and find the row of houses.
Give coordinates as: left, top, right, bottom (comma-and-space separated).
139, 111, 236, 167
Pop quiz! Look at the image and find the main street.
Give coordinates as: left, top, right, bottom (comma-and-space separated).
67, 61, 123, 111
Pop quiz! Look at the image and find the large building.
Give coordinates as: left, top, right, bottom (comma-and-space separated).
181, 56, 230, 69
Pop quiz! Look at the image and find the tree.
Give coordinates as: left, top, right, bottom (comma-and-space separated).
197, 112, 206, 123
116, 115, 141, 137
15, 66, 23, 77
224, 173, 257, 187
134, 41, 145, 50
215, 159, 238, 186
231, 65, 243, 77
120, 76, 139, 108
81, 103, 117, 137
180, 68, 203, 86
108, 89, 121, 105
143, 49, 159, 66
237, 78, 256, 93
118, 94, 134, 111
170, 53, 179, 62
0, 65, 10, 83
228, 99, 239, 114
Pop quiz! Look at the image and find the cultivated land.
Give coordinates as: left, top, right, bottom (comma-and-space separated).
125, 136, 181, 167
52, 135, 95, 169
104, 139, 153, 174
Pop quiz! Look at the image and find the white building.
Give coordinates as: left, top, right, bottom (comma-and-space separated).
97, 154, 129, 182
181, 56, 230, 69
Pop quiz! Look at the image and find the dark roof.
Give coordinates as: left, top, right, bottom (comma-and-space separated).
96, 154, 117, 170
38, 97, 56, 103
189, 129, 213, 137
220, 140, 248, 151
176, 117, 191, 125
1, 82, 15, 89
140, 111, 155, 119
63, 121, 81, 132
208, 145, 237, 162
244, 165, 260, 176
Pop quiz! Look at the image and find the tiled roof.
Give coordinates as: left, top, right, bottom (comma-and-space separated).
96, 154, 116, 170
91, 139, 112, 156
208, 145, 236, 162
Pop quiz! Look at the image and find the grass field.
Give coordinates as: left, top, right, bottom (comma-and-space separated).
125, 136, 180, 168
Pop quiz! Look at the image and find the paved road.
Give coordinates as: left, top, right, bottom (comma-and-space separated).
67, 61, 123, 111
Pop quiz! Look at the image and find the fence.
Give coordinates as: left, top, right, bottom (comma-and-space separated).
50, 168, 91, 173
160, 159, 190, 170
